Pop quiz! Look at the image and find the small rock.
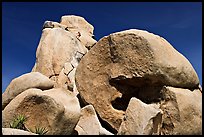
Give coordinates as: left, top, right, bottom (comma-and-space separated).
118, 97, 162, 135
75, 105, 113, 135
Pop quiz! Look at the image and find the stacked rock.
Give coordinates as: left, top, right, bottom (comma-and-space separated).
2, 15, 202, 135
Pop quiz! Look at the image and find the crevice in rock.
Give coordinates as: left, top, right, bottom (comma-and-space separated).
107, 35, 121, 63
161, 120, 174, 135
109, 76, 163, 111
76, 93, 88, 109
152, 112, 163, 135
87, 42, 96, 50
159, 88, 181, 135
71, 129, 78, 135
37, 85, 54, 91
49, 74, 59, 79
75, 51, 85, 62
96, 111, 117, 135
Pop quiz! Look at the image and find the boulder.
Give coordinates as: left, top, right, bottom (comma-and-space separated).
2, 128, 37, 135
75, 29, 200, 131
2, 88, 81, 135
75, 105, 113, 135
32, 28, 87, 78
2, 72, 54, 110
118, 97, 162, 135
32, 27, 88, 90
60, 15, 97, 49
32, 15, 98, 93
160, 86, 202, 135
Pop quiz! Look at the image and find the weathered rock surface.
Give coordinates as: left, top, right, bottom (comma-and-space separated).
75, 105, 113, 135
2, 128, 38, 135
160, 86, 202, 135
2, 15, 202, 135
32, 15, 98, 94
32, 27, 87, 90
60, 15, 97, 49
75, 29, 200, 131
32, 28, 87, 78
2, 72, 54, 110
2, 88, 81, 135
118, 97, 162, 135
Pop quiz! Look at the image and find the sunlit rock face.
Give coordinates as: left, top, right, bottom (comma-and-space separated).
75, 29, 200, 133
2, 15, 202, 135
32, 15, 97, 95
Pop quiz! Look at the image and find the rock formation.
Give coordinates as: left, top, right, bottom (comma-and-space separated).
2, 15, 202, 135
32, 15, 96, 95
75, 29, 200, 132
2, 88, 81, 135
2, 72, 54, 110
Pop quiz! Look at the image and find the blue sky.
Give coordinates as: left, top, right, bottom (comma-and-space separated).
2, 2, 202, 92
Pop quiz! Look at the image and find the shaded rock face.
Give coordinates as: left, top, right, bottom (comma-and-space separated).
118, 86, 202, 135
2, 72, 54, 110
2, 128, 38, 135
75, 29, 200, 131
2, 88, 81, 135
159, 86, 202, 135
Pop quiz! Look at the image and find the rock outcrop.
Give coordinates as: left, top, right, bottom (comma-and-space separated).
32, 15, 97, 95
2, 88, 81, 135
2, 72, 54, 110
2, 15, 202, 135
2, 128, 38, 135
75, 29, 200, 131
60, 15, 97, 49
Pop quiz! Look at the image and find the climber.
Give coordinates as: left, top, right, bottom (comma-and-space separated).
76, 32, 81, 40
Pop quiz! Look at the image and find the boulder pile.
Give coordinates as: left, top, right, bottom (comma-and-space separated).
2, 15, 202, 135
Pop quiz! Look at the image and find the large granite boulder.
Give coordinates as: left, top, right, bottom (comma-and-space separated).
75, 29, 200, 131
2, 88, 81, 135
2, 72, 54, 110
